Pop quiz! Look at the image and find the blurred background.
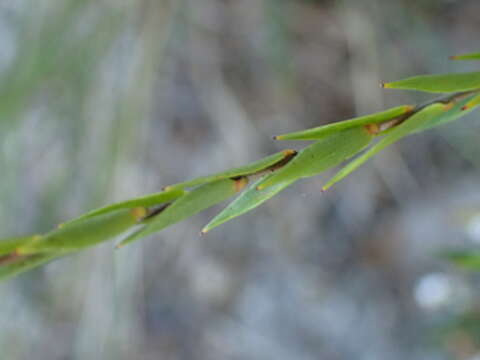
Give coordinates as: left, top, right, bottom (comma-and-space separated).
1, 0, 480, 359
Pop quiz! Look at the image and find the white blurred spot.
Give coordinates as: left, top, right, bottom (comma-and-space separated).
466, 214, 480, 243
414, 272, 451, 309
191, 260, 230, 304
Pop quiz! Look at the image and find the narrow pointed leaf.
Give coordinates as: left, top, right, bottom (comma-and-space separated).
322, 103, 447, 191
202, 175, 296, 233
274, 105, 413, 140
258, 127, 373, 190
164, 150, 296, 190
0, 234, 41, 255
0, 254, 58, 282
18, 207, 147, 254
383, 72, 480, 93
63, 188, 185, 226
118, 178, 248, 247
450, 52, 480, 61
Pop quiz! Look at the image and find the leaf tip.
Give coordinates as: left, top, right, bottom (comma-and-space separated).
449, 55, 459, 60
321, 183, 333, 192
381, 81, 392, 89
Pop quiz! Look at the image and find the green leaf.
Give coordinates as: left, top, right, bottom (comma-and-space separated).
201, 175, 296, 233
62, 188, 185, 226
382, 72, 480, 93
450, 52, 480, 61
322, 103, 447, 191
164, 150, 296, 190
17, 207, 147, 254
118, 178, 248, 247
0, 254, 58, 282
461, 93, 480, 111
0, 234, 41, 255
258, 127, 373, 190
442, 250, 480, 270
413, 94, 480, 133
274, 105, 413, 140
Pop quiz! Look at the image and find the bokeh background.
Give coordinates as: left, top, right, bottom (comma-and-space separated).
1, 0, 480, 359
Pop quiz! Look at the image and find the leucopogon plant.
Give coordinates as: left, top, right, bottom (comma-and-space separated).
2, 52, 480, 282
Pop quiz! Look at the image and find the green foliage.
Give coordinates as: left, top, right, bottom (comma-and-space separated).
118, 178, 248, 247
462, 93, 480, 111
2, 51, 480, 282
202, 175, 296, 233
413, 94, 480, 132
382, 72, 480, 93
0, 254, 58, 282
0, 235, 41, 256
63, 188, 185, 226
18, 208, 147, 254
259, 126, 373, 190
322, 103, 448, 190
164, 150, 296, 190
274, 105, 413, 140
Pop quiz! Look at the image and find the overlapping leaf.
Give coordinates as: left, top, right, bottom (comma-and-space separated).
202, 175, 296, 233
0, 235, 41, 255
322, 103, 447, 191
3, 49, 480, 283
274, 105, 413, 141
18, 208, 147, 254
413, 94, 480, 133
64, 188, 185, 226
0, 254, 58, 281
259, 126, 373, 190
462, 93, 480, 111
164, 150, 296, 190
119, 178, 248, 247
